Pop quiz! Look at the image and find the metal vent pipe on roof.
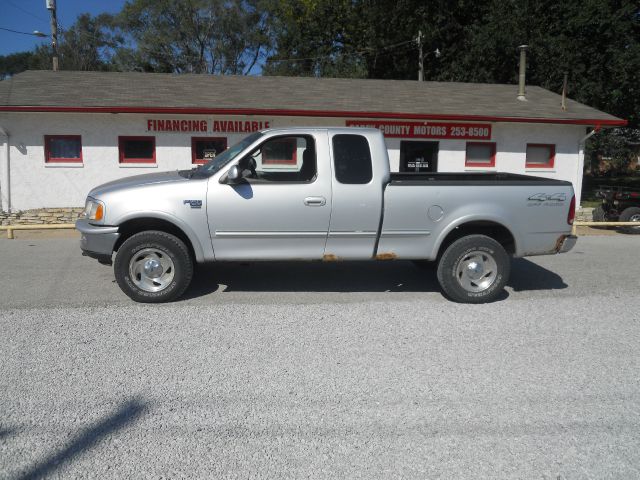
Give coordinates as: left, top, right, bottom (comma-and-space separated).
517, 45, 528, 101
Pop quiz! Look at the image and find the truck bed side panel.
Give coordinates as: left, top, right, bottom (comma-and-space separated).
379, 182, 574, 260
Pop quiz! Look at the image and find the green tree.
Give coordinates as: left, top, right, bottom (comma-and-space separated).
262, 0, 366, 77
453, 0, 640, 127
263, 0, 639, 127
29, 13, 122, 71
111, 0, 271, 74
0, 51, 37, 80
262, 0, 492, 79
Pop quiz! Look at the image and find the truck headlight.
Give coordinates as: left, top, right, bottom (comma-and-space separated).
80, 197, 105, 222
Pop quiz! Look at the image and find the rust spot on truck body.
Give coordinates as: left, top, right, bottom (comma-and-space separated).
375, 252, 398, 260
323, 254, 341, 262
554, 234, 568, 253
524, 235, 569, 257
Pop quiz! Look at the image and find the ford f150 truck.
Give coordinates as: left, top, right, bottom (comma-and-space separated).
76, 127, 577, 304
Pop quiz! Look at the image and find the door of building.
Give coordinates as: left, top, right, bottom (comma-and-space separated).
400, 141, 439, 172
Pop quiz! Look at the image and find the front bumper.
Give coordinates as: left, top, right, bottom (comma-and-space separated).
76, 219, 120, 263
558, 234, 578, 254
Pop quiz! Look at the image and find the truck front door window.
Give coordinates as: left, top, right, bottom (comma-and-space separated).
239, 135, 316, 182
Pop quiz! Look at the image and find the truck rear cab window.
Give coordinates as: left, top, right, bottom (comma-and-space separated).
526, 144, 555, 168
44, 135, 82, 163
332, 134, 373, 184
465, 142, 496, 167
119, 136, 156, 164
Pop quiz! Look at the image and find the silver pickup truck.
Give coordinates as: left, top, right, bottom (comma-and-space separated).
76, 127, 576, 304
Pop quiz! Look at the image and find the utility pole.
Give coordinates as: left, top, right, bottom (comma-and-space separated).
46, 0, 59, 71
417, 30, 424, 82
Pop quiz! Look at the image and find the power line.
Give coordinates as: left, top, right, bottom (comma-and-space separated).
267, 39, 417, 64
4, 0, 49, 24
0, 26, 46, 36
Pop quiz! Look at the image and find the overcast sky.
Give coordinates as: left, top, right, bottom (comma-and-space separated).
0, 0, 127, 56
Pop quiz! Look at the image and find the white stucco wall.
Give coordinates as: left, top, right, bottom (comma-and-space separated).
0, 112, 588, 211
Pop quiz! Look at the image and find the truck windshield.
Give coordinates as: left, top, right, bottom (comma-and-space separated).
198, 132, 263, 176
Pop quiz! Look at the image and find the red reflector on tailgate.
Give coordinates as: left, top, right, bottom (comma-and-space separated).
567, 195, 576, 225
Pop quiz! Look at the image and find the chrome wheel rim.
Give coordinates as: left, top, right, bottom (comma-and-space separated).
129, 248, 175, 293
627, 214, 640, 231
455, 250, 498, 293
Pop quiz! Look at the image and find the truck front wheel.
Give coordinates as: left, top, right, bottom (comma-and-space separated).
436, 234, 510, 303
114, 231, 194, 303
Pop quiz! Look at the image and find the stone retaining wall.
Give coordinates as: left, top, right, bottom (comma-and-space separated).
0, 208, 84, 226
575, 207, 594, 222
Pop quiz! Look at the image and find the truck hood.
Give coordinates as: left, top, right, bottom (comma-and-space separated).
89, 170, 190, 198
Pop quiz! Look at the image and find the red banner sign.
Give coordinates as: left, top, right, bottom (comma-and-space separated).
212, 120, 270, 133
147, 119, 270, 133
147, 119, 207, 132
345, 120, 492, 139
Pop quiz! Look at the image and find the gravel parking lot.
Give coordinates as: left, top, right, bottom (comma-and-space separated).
1, 235, 639, 479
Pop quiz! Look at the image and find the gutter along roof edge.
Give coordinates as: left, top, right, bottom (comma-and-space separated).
0, 105, 627, 127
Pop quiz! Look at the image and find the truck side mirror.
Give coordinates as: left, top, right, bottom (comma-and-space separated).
226, 165, 241, 183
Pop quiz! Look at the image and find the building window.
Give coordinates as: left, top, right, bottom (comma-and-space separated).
400, 140, 438, 172
191, 137, 228, 164
465, 142, 496, 167
44, 135, 82, 163
119, 136, 156, 164
332, 134, 373, 184
262, 137, 298, 165
526, 144, 555, 168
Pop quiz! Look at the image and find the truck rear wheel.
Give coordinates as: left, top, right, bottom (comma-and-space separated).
114, 230, 194, 303
619, 207, 640, 234
436, 234, 510, 303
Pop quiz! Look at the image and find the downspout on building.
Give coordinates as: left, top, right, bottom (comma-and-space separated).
0, 125, 10, 212
577, 126, 600, 208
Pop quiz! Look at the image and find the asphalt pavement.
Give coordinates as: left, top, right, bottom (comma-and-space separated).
1, 235, 639, 479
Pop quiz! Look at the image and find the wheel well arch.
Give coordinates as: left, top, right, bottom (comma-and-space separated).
114, 217, 197, 260
436, 221, 516, 258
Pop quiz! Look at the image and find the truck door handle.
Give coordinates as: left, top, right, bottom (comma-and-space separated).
304, 196, 326, 206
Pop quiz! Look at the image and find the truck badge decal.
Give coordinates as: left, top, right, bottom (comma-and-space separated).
528, 193, 566, 202
183, 200, 202, 209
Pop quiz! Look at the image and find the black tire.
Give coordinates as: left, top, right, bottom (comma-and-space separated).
436, 234, 510, 304
619, 207, 640, 234
592, 205, 606, 222
114, 230, 194, 303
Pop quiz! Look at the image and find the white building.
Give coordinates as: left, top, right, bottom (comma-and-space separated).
0, 70, 626, 212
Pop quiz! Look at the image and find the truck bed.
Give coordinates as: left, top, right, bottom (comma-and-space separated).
379, 171, 575, 260
388, 172, 572, 187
